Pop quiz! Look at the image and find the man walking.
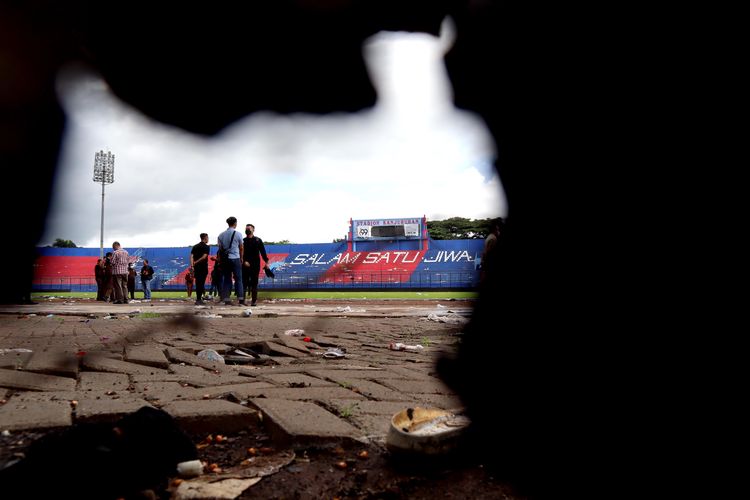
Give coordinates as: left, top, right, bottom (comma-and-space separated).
190, 233, 210, 305
140, 259, 154, 300
217, 217, 244, 306
110, 241, 130, 304
242, 223, 270, 306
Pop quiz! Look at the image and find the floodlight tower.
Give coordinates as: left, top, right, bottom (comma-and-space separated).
93, 150, 115, 259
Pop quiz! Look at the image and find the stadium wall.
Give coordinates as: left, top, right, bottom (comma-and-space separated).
32, 239, 485, 291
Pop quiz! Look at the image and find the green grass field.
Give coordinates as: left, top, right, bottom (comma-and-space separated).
32, 290, 478, 300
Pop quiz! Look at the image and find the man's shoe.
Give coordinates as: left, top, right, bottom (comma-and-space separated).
238, 300, 246, 306
195, 300, 205, 305
224, 301, 232, 306
250, 302, 257, 306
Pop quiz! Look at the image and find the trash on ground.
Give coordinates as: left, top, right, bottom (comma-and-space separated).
0, 348, 33, 355
196, 313, 223, 319
45, 314, 54, 317
196, 349, 225, 364
284, 329, 305, 336
322, 347, 346, 359
436, 304, 447, 308
386, 407, 470, 456
302, 337, 311, 342
176, 459, 204, 477
172, 477, 261, 499
242, 308, 253, 317
388, 342, 424, 352
426, 312, 469, 324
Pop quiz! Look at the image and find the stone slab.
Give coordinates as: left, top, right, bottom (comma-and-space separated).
376, 379, 455, 395
272, 333, 312, 353
249, 398, 360, 446
0, 368, 76, 392
260, 373, 336, 388
244, 386, 367, 401
161, 400, 259, 434
332, 379, 413, 402
168, 364, 249, 387
161, 382, 277, 402
412, 394, 465, 410
23, 349, 79, 378
81, 353, 169, 376
75, 397, 154, 424
0, 351, 32, 370
325, 399, 409, 417
265, 341, 306, 359
0, 399, 72, 431
77, 372, 131, 392
125, 344, 170, 369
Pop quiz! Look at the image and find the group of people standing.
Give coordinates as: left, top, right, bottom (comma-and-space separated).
94, 242, 154, 303
93, 217, 270, 306
190, 217, 270, 306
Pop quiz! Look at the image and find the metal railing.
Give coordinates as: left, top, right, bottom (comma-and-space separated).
32, 270, 480, 292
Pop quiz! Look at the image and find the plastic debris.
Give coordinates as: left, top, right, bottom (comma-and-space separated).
0, 348, 33, 355
45, 314, 54, 318
426, 313, 469, 324
176, 459, 204, 477
322, 347, 346, 359
242, 308, 253, 317
388, 342, 425, 352
284, 329, 305, 336
197, 349, 225, 364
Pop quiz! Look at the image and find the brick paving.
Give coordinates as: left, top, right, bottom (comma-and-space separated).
0, 298, 469, 444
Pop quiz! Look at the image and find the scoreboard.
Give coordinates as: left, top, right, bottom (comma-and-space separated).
351, 218, 423, 241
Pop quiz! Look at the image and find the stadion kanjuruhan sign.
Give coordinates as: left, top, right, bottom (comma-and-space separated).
352, 218, 422, 240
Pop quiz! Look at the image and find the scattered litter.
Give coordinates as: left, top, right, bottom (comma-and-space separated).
99, 336, 110, 342
388, 342, 424, 352
27, 314, 36, 317
426, 312, 469, 324
45, 314, 54, 318
322, 347, 346, 359
387, 407, 470, 456
197, 349, 225, 364
176, 459, 204, 477
196, 313, 222, 319
173, 477, 261, 499
416, 292, 423, 295
1, 430, 10, 436
0, 348, 33, 355
129, 309, 141, 314
242, 309, 253, 317
302, 337, 311, 342
436, 304, 447, 308
284, 329, 305, 336
102, 315, 114, 320
334, 306, 365, 313
129, 300, 142, 303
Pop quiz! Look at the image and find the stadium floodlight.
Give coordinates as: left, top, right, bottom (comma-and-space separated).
93, 150, 115, 258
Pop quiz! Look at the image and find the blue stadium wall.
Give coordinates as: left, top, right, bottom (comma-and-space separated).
33, 239, 484, 291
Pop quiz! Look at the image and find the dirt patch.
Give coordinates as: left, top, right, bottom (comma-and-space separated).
1, 428, 521, 499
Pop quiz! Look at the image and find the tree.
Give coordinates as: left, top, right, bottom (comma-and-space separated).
426, 217, 495, 240
265, 239, 291, 245
52, 238, 77, 248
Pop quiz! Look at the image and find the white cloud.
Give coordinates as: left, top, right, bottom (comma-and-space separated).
41, 26, 506, 249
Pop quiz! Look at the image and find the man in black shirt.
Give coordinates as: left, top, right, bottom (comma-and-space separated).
140, 259, 155, 301
242, 224, 270, 306
190, 233, 210, 305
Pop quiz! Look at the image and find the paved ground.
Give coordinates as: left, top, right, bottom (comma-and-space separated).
0, 297, 471, 447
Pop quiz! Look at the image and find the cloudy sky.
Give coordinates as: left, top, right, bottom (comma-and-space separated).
40, 24, 506, 249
